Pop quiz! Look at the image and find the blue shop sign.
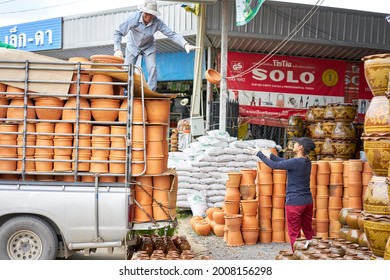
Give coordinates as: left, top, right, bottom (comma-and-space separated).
0, 18, 62, 51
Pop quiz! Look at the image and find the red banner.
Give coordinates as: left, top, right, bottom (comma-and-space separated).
227, 52, 346, 96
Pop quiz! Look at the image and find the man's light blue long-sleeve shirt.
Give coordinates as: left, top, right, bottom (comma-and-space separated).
113, 11, 187, 58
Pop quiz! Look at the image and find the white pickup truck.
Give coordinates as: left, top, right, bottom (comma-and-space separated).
0, 50, 177, 260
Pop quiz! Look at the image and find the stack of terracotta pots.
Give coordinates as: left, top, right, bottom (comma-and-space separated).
315, 160, 330, 239
0, 123, 18, 174
16, 123, 36, 179
240, 169, 259, 245
34, 122, 54, 174
360, 53, 390, 259
133, 172, 177, 223
223, 172, 243, 246
347, 159, 363, 209
211, 208, 225, 237
53, 122, 73, 172
310, 161, 318, 233
328, 160, 344, 237
271, 169, 286, 243
257, 161, 273, 243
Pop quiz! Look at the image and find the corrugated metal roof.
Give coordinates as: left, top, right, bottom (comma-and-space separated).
39, 0, 390, 62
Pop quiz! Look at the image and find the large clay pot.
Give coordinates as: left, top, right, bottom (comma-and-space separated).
134, 176, 153, 205
363, 217, 390, 257
362, 53, 390, 97
362, 132, 390, 176
227, 172, 242, 188
242, 229, 259, 245
0, 98, 9, 119
91, 98, 120, 121
363, 176, 390, 215
5, 85, 24, 99
224, 214, 243, 231
62, 97, 91, 121
34, 97, 64, 120
119, 99, 146, 123
146, 125, 165, 141
240, 169, 256, 185
239, 184, 256, 200
332, 103, 358, 122
331, 121, 357, 141
364, 96, 390, 134
145, 99, 171, 123
7, 98, 36, 121
89, 74, 114, 96
225, 185, 241, 200
240, 199, 258, 215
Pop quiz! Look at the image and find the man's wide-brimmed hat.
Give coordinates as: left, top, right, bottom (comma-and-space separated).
139, 0, 161, 17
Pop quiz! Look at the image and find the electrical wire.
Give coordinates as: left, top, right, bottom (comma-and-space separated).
228, 0, 324, 80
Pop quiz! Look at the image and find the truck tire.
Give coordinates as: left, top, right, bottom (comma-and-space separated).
0, 215, 58, 260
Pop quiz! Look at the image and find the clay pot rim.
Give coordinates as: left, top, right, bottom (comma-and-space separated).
90, 55, 124, 64
362, 53, 390, 62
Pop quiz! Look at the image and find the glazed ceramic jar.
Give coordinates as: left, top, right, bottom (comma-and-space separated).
362, 132, 390, 176
332, 103, 358, 122
364, 96, 390, 134
331, 122, 357, 141
362, 53, 390, 97
363, 175, 390, 215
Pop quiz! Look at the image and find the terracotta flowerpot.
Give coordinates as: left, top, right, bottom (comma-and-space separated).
134, 176, 153, 205
206, 207, 220, 221
34, 97, 64, 120
239, 184, 256, 200
152, 202, 171, 221
68, 72, 91, 95
7, 98, 36, 121
258, 183, 273, 196
194, 221, 211, 236
119, 99, 147, 123
132, 125, 145, 141
34, 154, 53, 172
242, 214, 259, 229
240, 169, 257, 185
89, 156, 109, 173
212, 209, 225, 224
5, 85, 24, 99
213, 223, 225, 237
240, 199, 258, 215
145, 99, 171, 123
259, 229, 272, 243
257, 161, 272, 173
146, 125, 165, 141
134, 203, 153, 223
242, 228, 259, 245
205, 68, 221, 84
109, 155, 125, 174
34, 138, 54, 155
146, 141, 164, 157
0, 98, 8, 119
224, 200, 240, 215
226, 230, 244, 247
62, 97, 91, 121
273, 170, 286, 184
0, 154, 17, 171
145, 157, 165, 174
53, 155, 71, 171
90, 98, 120, 121
89, 74, 114, 95
272, 195, 286, 209
227, 172, 241, 188
225, 186, 241, 200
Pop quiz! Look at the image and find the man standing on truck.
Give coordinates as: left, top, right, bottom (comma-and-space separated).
113, 0, 199, 91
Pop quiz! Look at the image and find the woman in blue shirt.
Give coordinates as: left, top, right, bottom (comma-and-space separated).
253, 136, 316, 251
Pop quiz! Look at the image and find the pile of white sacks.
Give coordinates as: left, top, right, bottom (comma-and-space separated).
168, 130, 281, 210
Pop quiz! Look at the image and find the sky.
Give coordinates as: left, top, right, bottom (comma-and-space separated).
0, 0, 389, 27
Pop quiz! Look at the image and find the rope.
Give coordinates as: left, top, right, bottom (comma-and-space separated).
228, 0, 324, 80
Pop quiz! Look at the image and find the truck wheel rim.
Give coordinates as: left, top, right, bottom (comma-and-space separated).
7, 230, 42, 260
